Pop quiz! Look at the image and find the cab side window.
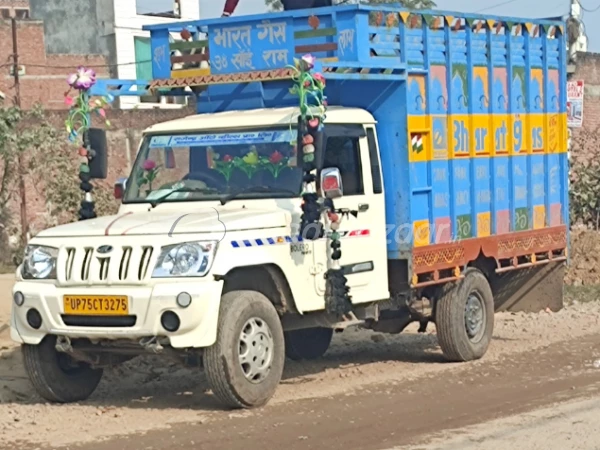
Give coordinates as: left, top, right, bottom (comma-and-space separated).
323, 136, 364, 196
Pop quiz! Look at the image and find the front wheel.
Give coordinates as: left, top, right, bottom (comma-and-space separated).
435, 268, 494, 362
203, 290, 285, 409
22, 336, 103, 403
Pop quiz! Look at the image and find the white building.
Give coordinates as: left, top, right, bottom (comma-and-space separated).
108, 0, 200, 109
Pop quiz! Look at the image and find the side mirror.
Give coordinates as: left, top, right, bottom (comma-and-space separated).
88, 128, 108, 179
320, 167, 343, 199
297, 116, 325, 171
114, 177, 127, 200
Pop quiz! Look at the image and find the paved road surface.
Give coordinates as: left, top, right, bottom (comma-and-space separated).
42, 333, 600, 450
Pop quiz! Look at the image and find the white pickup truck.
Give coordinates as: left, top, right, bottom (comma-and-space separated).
12, 107, 396, 407
11, 104, 566, 409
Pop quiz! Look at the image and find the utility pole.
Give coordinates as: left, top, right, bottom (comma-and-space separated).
11, 17, 29, 245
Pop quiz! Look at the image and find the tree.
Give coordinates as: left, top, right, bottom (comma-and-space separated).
0, 102, 117, 265
265, 0, 436, 12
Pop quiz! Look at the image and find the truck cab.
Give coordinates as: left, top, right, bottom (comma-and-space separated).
11, 5, 569, 409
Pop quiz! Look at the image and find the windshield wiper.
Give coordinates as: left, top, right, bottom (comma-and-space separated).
220, 186, 298, 205
149, 187, 217, 208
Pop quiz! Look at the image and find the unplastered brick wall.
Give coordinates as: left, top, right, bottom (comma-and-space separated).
0, 20, 108, 109
571, 53, 600, 139
5, 107, 194, 236
0, 0, 30, 6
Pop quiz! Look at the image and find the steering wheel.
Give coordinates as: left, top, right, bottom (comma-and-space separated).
183, 171, 227, 189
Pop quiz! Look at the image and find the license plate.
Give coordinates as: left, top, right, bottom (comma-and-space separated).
63, 295, 129, 316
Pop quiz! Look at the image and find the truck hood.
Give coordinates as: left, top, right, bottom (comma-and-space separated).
36, 208, 288, 238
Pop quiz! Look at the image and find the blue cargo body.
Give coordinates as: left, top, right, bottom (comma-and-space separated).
92, 5, 568, 278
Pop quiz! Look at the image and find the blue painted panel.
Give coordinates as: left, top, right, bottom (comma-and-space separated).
492, 157, 510, 233
150, 29, 171, 79
427, 31, 446, 65
208, 18, 295, 74
451, 159, 473, 238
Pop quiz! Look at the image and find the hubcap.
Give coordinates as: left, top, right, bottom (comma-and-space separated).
238, 318, 274, 383
465, 293, 485, 342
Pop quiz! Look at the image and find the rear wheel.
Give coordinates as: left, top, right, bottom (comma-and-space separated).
22, 336, 103, 403
436, 268, 494, 362
204, 290, 285, 409
285, 327, 333, 361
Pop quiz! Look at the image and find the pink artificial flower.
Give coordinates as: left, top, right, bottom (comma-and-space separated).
301, 54, 316, 70
223, 154, 233, 162
98, 108, 106, 118
67, 66, 97, 90
269, 151, 284, 164
313, 73, 326, 86
142, 159, 157, 171
64, 96, 74, 107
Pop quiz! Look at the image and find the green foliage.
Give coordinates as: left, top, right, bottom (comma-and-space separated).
0, 102, 117, 266
265, 0, 436, 12
569, 129, 600, 229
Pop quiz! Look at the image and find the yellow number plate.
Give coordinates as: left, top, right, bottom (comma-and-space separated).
63, 296, 129, 316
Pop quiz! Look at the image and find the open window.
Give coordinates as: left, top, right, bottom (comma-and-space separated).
136, 0, 181, 18
323, 135, 364, 196
14, 8, 29, 19
0, 8, 11, 19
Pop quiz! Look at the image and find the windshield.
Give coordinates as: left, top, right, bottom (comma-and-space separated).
124, 128, 302, 204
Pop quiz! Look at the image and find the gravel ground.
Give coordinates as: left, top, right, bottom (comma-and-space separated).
2, 273, 600, 447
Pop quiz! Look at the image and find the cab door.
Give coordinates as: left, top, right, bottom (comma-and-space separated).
312, 125, 389, 305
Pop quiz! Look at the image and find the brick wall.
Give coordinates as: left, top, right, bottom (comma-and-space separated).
0, 19, 108, 109
570, 53, 600, 132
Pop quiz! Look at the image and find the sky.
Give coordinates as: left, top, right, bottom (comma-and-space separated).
139, 0, 600, 52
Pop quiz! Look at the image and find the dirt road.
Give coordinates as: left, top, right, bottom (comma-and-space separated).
2, 274, 600, 449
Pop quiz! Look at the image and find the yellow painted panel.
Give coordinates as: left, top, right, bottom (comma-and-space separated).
530, 113, 545, 153
171, 68, 211, 78
413, 220, 430, 247
471, 114, 492, 156
407, 115, 431, 163
477, 212, 491, 237
547, 113, 560, 154
406, 113, 566, 161
534, 205, 546, 229
492, 115, 509, 155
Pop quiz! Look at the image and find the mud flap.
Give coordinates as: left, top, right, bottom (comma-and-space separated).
490, 261, 565, 313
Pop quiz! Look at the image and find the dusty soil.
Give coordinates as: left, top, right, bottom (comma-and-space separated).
43, 332, 600, 450
2, 272, 600, 448
565, 229, 600, 286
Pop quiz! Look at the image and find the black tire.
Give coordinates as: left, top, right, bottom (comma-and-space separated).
21, 336, 103, 403
436, 268, 494, 362
285, 327, 333, 361
203, 290, 285, 409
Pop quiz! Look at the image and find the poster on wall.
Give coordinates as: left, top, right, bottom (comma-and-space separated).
567, 80, 584, 128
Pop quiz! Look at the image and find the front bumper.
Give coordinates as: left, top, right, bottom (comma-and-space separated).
10, 280, 224, 349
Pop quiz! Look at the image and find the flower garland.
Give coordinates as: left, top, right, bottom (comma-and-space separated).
64, 66, 113, 220
210, 148, 291, 183
288, 54, 352, 315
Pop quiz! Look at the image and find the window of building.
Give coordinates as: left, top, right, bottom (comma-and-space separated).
134, 36, 159, 103
0, 8, 11, 19
136, 0, 181, 18
14, 8, 29, 19
323, 136, 364, 196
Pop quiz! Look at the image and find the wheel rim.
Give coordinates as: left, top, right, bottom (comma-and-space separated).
238, 317, 274, 384
464, 292, 485, 342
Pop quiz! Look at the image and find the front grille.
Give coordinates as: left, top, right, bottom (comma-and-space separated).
61, 246, 155, 284
61, 315, 137, 327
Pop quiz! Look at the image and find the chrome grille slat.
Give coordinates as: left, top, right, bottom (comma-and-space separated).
119, 247, 132, 280
138, 247, 154, 280
57, 244, 155, 285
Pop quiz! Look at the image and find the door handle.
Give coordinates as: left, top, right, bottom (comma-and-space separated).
358, 203, 369, 212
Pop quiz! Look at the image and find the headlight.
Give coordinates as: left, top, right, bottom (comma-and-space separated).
22, 245, 58, 280
152, 241, 217, 278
